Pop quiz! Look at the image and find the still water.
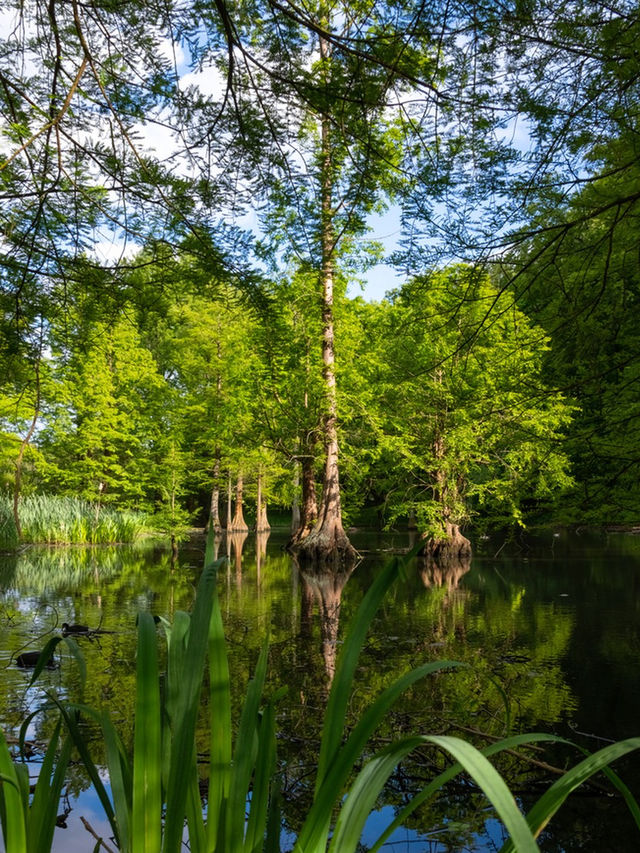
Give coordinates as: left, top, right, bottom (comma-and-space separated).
1, 527, 639, 851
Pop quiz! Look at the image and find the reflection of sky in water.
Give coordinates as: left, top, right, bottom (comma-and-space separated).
280, 808, 510, 851
51, 785, 113, 853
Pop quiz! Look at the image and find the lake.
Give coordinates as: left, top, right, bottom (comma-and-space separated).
1, 527, 639, 852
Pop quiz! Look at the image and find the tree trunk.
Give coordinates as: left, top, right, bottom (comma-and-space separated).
255, 473, 271, 532
289, 455, 318, 547
207, 452, 223, 534
421, 521, 472, 565
292, 50, 355, 569
230, 473, 249, 532
226, 471, 233, 530
291, 460, 301, 534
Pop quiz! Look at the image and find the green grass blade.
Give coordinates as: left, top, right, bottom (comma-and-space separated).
185, 758, 206, 853
244, 698, 277, 853
329, 735, 426, 853
100, 710, 132, 853
598, 763, 640, 830
207, 566, 232, 850
296, 660, 461, 851
315, 542, 425, 794
0, 727, 27, 853
331, 733, 542, 853
132, 611, 162, 853
53, 702, 118, 844
24, 637, 61, 687
226, 639, 270, 851
315, 557, 400, 793
501, 736, 640, 852
369, 732, 567, 853
428, 735, 539, 852
162, 534, 224, 853
164, 611, 191, 725
264, 772, 282, 853
28, 727, 73, 853
27, 717, 61, 847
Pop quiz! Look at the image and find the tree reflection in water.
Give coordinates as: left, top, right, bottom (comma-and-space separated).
298, 563, 354, 683
227, 529, 248, 585
418, 554, 471, 590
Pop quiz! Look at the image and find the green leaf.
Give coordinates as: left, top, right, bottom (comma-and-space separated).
207, 555, 232, 850
132, 612, 162, 853
296, 659, 462, 852
27, 723, 72, 853
501, 737, 640, 851
0, 727, 27, 853
162, 528, 223, 853
226, 639, 270, 851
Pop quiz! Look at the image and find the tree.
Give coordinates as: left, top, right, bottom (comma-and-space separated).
506, 127, 640, 522
39, 314, 168, 510
374, 266, 573, 556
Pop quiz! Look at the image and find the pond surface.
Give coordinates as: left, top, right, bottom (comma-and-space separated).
1, 527, 640, 852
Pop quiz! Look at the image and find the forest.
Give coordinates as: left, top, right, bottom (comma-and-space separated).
2, 2, 640, 851
1, 0, 639, 562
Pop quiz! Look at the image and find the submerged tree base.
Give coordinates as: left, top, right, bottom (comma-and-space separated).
421, 523, 472, 566
290, 523, 357, 570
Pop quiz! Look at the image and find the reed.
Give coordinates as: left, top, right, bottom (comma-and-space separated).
1, 533, 639, 852
0, 494, 148, 547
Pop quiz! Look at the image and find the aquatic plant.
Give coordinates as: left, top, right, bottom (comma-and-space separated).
0, 494, 148, 547
1, 533, 640, 852
0, 720, 72, 853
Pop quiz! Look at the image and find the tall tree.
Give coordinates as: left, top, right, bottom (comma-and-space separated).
374, 266, 573, 556
507, 127, 640, 521
39, 313, 168, 509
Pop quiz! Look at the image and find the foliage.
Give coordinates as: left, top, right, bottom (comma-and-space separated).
371, 266, 574, 536
0, 719, 72, 853
506, 125, 640, 522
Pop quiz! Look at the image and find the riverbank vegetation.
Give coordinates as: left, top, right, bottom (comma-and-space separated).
0, 495, 148, 549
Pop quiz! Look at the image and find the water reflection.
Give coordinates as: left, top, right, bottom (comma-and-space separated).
298, 563, 354, 683
418, 554, 471, 590
0, 530, 639, 850
256, 531, 269, 584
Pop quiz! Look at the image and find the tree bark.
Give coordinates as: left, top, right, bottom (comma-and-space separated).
421, 521, 472, 565
289, 455, 319, 547
226, 470, 233, 530
292, 42, 355, 568
291, 460, 301, 534
230, 473, 249, 532
207, 452, 223, 534
255, 472, 270, 532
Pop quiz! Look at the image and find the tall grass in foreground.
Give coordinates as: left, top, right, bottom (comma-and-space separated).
0, 494, 148, 547
1, 532, 640, 852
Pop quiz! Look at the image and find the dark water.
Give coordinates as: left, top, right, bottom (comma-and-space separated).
1, 527, 639, 851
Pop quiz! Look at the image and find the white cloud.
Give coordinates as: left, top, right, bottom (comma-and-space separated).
180, 64, 226, 100
158, 36, 187, 71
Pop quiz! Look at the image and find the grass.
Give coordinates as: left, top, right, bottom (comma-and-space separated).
1, 531, 639, 851
0, 494, 148, 548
